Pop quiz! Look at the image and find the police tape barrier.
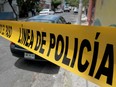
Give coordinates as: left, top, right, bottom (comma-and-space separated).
0, 20, 116, 87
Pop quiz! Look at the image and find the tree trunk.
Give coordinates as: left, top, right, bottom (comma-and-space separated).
76, 0, 83, 25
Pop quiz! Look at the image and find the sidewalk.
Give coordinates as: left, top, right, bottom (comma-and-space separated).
73, 20, 88, 26
81, 21, 88, 25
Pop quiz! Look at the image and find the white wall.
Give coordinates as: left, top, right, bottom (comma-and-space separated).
2, 0, 19, 18
2, 0, 18, 14
4, 2, 12, 12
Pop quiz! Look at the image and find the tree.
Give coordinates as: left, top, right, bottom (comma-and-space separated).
51, 0, 62, 11
72, 0, 89, 24
8, 0, 12, 4
77, 0, 83, 24
65, 0, 88, 7
65, 0, 79, 6
83, 0, 89, 7
17, 0, 40, 17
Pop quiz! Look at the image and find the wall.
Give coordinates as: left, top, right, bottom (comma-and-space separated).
0, 0, 19, 20
94, 0, 116, 26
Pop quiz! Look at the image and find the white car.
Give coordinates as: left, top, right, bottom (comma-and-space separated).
81, 14, 87, 22
69, 6, 72, 10
39, 9, 54, 15
55, 8, 63, 13
73, 7, 78, 13
64, 6, 70, 12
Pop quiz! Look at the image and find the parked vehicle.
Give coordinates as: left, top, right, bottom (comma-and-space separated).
55, 8, 63, 13
69, 6, 72, 10
64, 6, 70, 12
81, 14, 87, 22
73, 7, 78, 13
10, 15, 71, 61
39, 9, 54, 15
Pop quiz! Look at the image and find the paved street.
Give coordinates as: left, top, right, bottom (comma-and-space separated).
0, 12, 99, 87
55, 11, 78, 24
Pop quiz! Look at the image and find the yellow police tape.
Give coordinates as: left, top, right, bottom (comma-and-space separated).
0, 20, 116, 87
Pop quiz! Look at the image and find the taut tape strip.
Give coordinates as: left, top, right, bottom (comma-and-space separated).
0, 20, 116, 87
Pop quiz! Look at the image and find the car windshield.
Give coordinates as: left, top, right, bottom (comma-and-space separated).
27, 19, 55, 23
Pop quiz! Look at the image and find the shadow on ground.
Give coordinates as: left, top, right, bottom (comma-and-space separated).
15, 58, 60, 74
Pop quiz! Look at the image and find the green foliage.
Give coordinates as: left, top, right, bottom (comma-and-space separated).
70, 0, 79, 6
17, 0, 40, 17
51, 0, 62, 10
83, 0, 89, 7
65, 0, 89, 7
52, 0, 62, 4
65, 0, 79, 6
